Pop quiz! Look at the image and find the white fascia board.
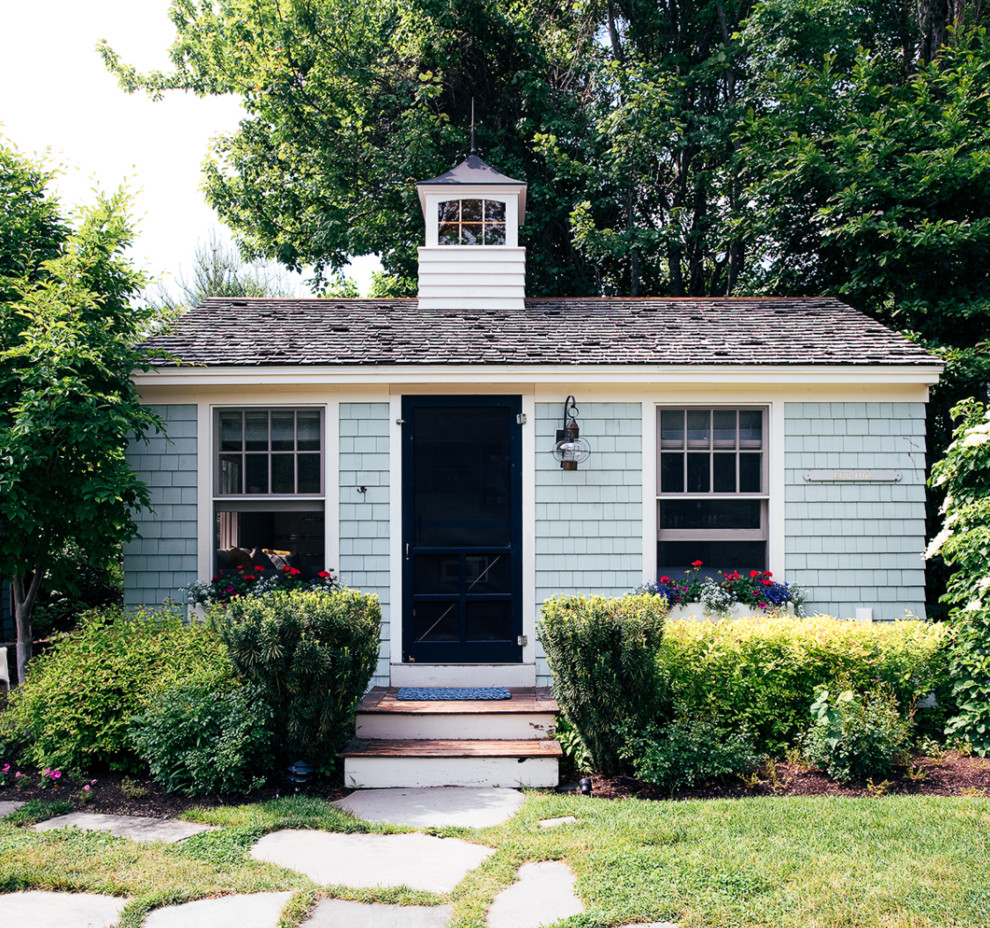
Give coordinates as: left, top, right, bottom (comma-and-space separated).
133, 363, 943, 388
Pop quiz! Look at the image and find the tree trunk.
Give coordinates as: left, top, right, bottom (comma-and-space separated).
11, 571, 42, 684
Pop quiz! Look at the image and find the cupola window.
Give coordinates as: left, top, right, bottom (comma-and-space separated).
438, 199, 506, 245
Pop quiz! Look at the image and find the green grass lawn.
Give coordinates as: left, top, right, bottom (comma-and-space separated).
1, 792, 988, 928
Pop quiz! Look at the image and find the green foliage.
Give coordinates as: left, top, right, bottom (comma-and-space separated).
927, 398, 990, 754
803, 686, 913, 783
622, 716, 763, 793
210, 589, 381, 771
101, 0, 602, 296
538, 594, 668, 776
658, 616, 952, 756
553, 716, 592, 773
0, 136, 166, 679
0, 608, 233, 775
145, 229, 301, 313
130, 683, 273, 796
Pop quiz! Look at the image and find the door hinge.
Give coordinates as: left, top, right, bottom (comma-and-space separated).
516, 413, 527, 425
517, 634, 528, 647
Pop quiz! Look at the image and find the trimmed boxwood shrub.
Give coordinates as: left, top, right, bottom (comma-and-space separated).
0, 607, 232, 775
658, 616, 953, 756
539, 593, 668, 776
211, 588, 381, 771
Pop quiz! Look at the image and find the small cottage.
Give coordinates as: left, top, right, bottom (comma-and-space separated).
126, 153, 941, 786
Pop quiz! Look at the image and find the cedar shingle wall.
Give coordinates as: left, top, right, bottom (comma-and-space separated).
784, 402, 928, 620
339, 403, 391, 686
123, 405, 198, 610
534, 402, 644, 686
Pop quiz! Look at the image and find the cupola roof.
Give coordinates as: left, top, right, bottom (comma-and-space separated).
416, 154, 527, 221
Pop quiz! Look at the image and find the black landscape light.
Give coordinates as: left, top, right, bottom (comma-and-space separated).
287, 760, 313, 791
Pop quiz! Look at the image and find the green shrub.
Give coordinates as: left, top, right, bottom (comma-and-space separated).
803, 686, 912, 782
538, 593, 668, 776
658, 616, 952, 756
0, 607, 232, 775
622, 715, 763, 793
130, 683, 274, 795
210, 588, 381, 771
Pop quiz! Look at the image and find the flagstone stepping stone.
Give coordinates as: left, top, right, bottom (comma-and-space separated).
251, 830, 494, 893
538, 816, 577, 829
0, 890, 127, 927
302, 899, 453, 927
486, 861, 584, 928
335, 787, 525, 828
144, 891, 294, 928
0, 800, 25, 818
33, 812, 215, 843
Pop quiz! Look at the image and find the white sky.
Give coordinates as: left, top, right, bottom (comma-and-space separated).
0, 0, 380, 296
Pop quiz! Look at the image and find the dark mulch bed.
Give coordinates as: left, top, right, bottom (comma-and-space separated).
584, 751, 990, 801
0, 771, 349, 818
3, 753, 986, 817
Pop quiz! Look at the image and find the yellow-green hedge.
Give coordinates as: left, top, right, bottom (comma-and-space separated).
658, 615, 953, 755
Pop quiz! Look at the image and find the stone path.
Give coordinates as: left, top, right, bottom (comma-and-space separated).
0, 890, 127, 928
144, 891, 293, 928
486, 861, 584, 928
336, 787, 524, 828
302, 899, 453, 927
33, 812, 215, 843
0, 800, 25, 818
251, 829, 495, 893
538, 815, 578, 829
1, 791, 680, 927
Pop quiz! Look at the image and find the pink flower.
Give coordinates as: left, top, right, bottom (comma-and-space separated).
2, 763, 9, 773
51, 770, 62, 780
83, 785, 91, 791
15, 772, 22, 779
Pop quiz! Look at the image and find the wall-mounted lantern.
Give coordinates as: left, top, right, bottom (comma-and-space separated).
552, 396, 591, 471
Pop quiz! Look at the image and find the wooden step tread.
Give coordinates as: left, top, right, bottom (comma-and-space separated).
342, 738, 564, 759
358, 686, 558, 715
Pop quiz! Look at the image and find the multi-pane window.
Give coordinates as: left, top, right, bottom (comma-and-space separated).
437, 199, 506, 245
657, 408, 768, 575
213, 409, 325, 579
216, 409, 323, 496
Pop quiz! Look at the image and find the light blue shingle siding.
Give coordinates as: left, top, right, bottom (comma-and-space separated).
534, 402, 643, 685
339, 403, 391, 686
783, 402, 928, 620
123, 404, 199, 609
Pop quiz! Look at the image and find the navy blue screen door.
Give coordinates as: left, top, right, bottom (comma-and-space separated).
402, 396, 523, 664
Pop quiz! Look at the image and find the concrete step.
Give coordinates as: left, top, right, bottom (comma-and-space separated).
342, 738, 562, 789
354, 687, 558, 741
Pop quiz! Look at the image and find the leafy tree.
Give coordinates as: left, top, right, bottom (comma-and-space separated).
0, 140, 163, 682
146, 229, 300, 313
101, 0, 602, 296
736, 8, 990, 608
926, 399, 990, 754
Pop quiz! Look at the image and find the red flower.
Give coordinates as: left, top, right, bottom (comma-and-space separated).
282, 566, 292, 572
659, 576, 672, 584
761, 579, 773, 586
764, 571, 772, 577
749, 570, 761, 578
243, 574, 256, 581
318, 570, 332, 579
255, 565, 265, 572
691, 560, 703, 568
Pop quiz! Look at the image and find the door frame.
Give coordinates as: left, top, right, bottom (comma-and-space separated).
400, 394, 524, 664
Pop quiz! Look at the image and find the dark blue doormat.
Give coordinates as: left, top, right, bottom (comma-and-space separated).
396, 687, 512, 701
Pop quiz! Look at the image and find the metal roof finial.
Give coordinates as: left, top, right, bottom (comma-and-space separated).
469, 97, 480, 157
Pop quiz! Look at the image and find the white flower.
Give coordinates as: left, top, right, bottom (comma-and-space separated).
961, 432, 989, 447
925, 526, 952, 559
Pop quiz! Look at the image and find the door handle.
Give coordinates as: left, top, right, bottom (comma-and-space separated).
405, 543, 410, 561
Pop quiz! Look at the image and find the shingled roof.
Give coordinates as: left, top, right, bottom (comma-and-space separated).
143, 297, 939, 367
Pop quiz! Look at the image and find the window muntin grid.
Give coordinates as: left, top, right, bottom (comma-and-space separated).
437, 199, 507, 245
658, 408, 765, 497
215, 409, 324, 496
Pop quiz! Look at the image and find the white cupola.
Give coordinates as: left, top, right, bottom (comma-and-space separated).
416, 150, 527, 310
